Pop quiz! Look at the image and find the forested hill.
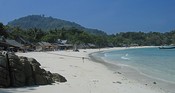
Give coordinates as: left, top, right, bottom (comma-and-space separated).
7, 15, 107, 36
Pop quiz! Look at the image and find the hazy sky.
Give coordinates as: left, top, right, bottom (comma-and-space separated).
0, 0, 175, 34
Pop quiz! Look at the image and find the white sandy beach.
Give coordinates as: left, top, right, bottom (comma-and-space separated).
0, 47, 166, 93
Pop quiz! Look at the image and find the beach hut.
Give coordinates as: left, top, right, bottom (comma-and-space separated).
130, 43, 139, 47
5, 39, 24, 52
56, 39, 73, 50
15, 36, 35, 51
87, 43, 96, 48
0, 36, 25, 52
57, 43, 73, 50
35, 42, 54, 51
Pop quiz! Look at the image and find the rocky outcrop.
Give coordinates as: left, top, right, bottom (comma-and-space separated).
0, 51, 67, 88
0, 52, 10, 87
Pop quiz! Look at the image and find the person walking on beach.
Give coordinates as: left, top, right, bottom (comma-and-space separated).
82, 57, 84, 63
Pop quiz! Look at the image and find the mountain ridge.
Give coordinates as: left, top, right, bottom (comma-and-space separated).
7, 15, 107, 35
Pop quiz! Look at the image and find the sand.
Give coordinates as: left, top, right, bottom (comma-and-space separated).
0, 47, 166, 93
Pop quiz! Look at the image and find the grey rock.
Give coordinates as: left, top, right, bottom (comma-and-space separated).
52, 73, 67, 82
0, 53, 10, 88
0, 51, 67, 88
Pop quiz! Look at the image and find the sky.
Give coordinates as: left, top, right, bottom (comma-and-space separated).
0, 0, 175, 34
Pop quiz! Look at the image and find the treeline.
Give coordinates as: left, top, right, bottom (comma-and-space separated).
108, 31, 175, 46
1, 22, 175, 47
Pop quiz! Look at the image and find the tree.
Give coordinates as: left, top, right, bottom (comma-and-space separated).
9, 27, 24, 38
0, 22, 8, 38
41, 34, 58, 43
25, 28, 45, 42
93, 35, 108, 48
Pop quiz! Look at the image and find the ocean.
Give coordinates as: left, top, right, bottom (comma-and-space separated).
94, 47, 175, 84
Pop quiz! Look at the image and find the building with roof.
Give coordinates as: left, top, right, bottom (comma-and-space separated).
6, 39, 24, 52
0, 36, 24, 52
56, 39, 73, 50
36, 42, 55, 51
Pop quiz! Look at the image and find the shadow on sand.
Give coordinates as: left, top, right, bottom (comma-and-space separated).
0, 85, 40, 93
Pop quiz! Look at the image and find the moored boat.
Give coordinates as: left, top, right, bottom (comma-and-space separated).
159, 46, 175, 49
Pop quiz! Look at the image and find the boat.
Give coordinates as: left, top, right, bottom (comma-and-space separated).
159, 46, 175, 49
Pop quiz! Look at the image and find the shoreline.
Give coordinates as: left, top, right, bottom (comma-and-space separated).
89, 47, 174, 93
0, 47, 167, 93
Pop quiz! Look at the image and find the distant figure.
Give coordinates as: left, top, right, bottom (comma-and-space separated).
82, 57, 84, 63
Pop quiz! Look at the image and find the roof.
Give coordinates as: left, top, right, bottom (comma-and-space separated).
87, 43, 96, 47
6, 39, 23, 48
57, 39, 67, 44
0, 41, 9, 47
15, 36, 30, 44
61, 40, 67, 44
57, 44, 73, 47
38, 42, 52, 47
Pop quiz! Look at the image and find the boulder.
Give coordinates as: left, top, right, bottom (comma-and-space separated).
35, 74, 48, 85
0, 53, 10, 88
0, 51, 67, 88
0, 67, 10, 88
19, 57, 35, 86
8, 53, 23, 71
31, 64, 53, 85
28, 58, 57, 85
52, 73, 67, 82
28, 58, 41, 66
8, 53, 25, 87
46, 71, 55, 83
10, 70, 25, 87
0, 54, 7, 67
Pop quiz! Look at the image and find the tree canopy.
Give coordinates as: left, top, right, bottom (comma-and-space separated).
1, 22, 175, 47
0, 22, 9, 38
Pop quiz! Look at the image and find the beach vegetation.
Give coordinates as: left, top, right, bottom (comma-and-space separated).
1, 21, 175, 48
0, 22, 9, 38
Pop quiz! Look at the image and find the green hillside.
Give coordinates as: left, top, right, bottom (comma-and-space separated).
7, 15, 107, 36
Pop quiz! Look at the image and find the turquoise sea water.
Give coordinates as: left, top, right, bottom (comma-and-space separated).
99, 48, 175, 83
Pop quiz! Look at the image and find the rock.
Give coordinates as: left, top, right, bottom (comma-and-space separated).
30, 64, 49, 85
34, 68, 53, 85
0, 51, 67, 88
0, 67, 10, 88
52, 73, 67, 82
153, 82, 157, 84
0, 53, 10, 88
29, 59, 54, 85
0, 54, 7, 67
8, 52, 19, 60
41, 69, 54, 84
8, 53, 25, 87
113, 81, 122, 84
35, 74, 48, 85
28, 58, 41, 66
19, 57, 35, 86
8, 53, 23, 71
31, 65, 43, 74
10, 70, 25, 87
45, 71, 54, 83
